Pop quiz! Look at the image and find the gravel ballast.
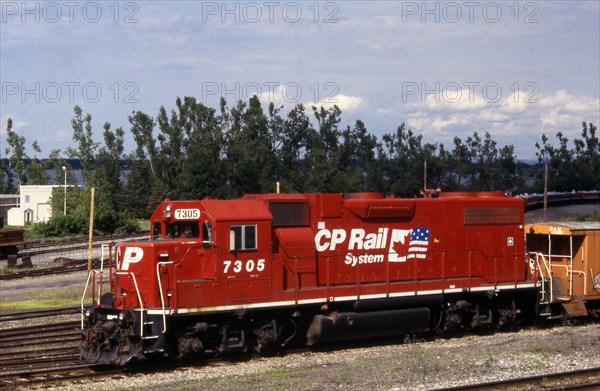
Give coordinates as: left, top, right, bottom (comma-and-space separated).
1, 233, 598, 391
36, 323, 598, 391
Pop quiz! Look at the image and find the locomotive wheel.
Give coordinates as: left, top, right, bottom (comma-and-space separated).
250, 316, 296, 356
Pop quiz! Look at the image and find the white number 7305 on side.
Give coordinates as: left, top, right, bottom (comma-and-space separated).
223, 259, 265, 274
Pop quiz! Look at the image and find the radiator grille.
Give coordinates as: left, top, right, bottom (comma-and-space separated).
464, 206, 521, 225
270, 202, 310, 227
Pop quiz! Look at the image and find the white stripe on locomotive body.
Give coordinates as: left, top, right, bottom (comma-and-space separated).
358, 293, 387, 300
144, 282, 537, 316
389, 291, 417, 298
443, 288, 464, 294
417, 289, 443, 295
334, 295, 358, 302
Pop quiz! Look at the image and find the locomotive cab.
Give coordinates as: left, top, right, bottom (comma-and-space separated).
81, 198, 275, 365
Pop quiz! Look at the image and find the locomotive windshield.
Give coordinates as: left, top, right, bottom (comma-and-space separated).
166, 222, 200, 238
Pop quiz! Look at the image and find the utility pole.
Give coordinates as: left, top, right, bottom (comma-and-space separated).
543, 160, 548, 222
424, 160, 427, 191
87, 188, 95, 273
62, 166, 67, 216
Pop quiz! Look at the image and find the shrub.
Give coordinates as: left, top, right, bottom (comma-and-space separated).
29, 215, 87, 238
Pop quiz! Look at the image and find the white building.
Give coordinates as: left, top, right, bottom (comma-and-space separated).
7, 185, 61, 226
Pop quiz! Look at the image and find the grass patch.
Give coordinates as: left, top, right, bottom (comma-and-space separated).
0, 283, 108, 311
565, 211, 600, 222
0, 264, 52, 276
137, 219, 150, 232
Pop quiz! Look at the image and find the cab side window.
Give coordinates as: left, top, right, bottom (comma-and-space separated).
230, 224, 257, 251
202, 222, 213, 247
152, 221, 162, 239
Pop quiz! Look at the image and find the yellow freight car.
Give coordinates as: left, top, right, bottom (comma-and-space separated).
526, 222, 600, 319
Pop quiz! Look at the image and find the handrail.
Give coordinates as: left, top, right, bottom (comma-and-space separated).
573, 270, 587, 295
81, 271, 94, 329
156, 261, 175, 333
116, 271, 145, 337
534, 256, 547, 303
533, 252, 553, 303
80, 270, 103, 329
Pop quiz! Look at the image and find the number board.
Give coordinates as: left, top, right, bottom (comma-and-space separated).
174, 209, 200, 220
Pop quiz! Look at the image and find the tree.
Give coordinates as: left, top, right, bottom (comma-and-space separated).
224, 96, 278, 196
67, 106, 98, 184
125, 111, 163, 217
4, 118, 26, 189
25, 141, 50, 185
380, 123, 433, 197
277, 104, 312, 192
535, 132, 574, 192
339, 119, 377, 191
302, 105, 345, 192
573, 122, 599, 190
176, 97, 226, 199
156, 99, 187, 197
91, 122, 125, 212
445, 136, 471, 190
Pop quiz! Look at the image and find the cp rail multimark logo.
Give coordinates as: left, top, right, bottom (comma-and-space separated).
314, 225, 430, 267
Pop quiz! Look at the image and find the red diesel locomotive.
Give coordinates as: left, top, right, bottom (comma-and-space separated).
80, 192, 539, 365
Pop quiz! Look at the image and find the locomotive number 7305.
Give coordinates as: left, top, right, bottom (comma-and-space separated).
223, 259, 265, 274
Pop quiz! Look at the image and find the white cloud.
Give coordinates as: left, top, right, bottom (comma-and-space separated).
538, 90, 600, 133
400, 86, 497, 114
396, 88, 599, 158
306, 94, 364, 112
477, 111, 510, 122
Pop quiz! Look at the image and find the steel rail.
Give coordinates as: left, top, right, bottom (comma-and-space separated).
434, 366, 600, 391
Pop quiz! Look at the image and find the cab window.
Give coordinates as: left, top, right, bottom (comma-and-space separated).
152, 221, 162, 239
230, 224, 257, 251
202, 221, 213, 247
166, 222, 199, 238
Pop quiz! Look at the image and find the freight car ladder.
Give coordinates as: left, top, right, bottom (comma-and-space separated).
531, 252, 553, 310
527, 222, 600, 318
529, 231, 589, 318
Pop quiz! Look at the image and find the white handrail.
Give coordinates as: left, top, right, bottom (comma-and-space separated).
156, 261, 175, 333
116, 271, 145, 337
536, 252, 553, 303
534, 256, 547, 303
81, 271, 94, 329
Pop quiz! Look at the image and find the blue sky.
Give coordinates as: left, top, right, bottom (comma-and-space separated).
1, 1, 599, 160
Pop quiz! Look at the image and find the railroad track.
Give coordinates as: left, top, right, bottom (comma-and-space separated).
0, 308, 104, 390
0, 364, 125, 390
0, 320, 81, 349
18, 233, 149, 258
436, 366, 600, 390
0, 260, 106, 281
0, 306, 83, 322
0, 233, 148, 281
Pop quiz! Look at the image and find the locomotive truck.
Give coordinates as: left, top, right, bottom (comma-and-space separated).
79, 192, 597, 366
